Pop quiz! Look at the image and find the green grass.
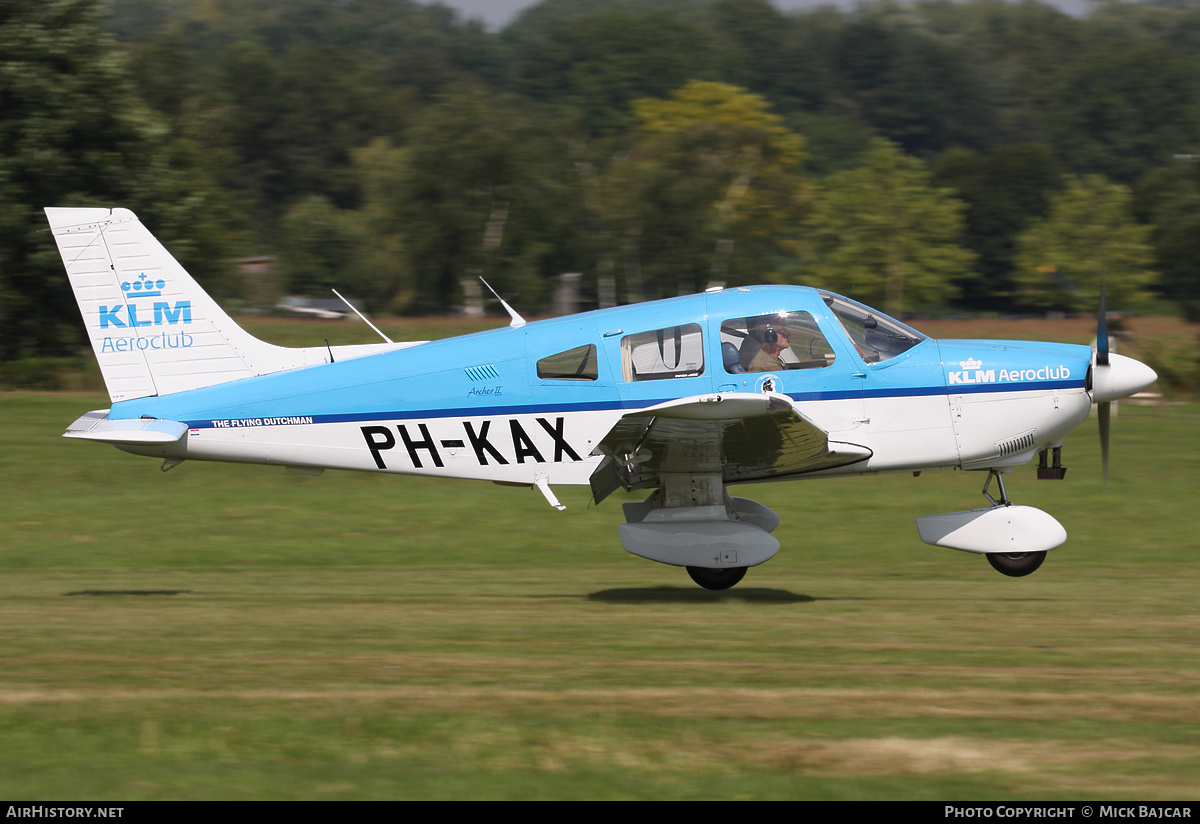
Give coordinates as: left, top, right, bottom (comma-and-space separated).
0, 392, 1197, 799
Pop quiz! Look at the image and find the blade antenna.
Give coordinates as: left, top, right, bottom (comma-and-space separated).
332, 289, 393, 344
479, 277, 526, 328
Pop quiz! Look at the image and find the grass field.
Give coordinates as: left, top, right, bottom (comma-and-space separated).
1, 318, 1197, 799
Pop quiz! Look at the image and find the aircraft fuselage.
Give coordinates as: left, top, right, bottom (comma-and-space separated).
108, 286, 1094, 486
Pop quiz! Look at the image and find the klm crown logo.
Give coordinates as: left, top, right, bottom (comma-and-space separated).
949, 354, 1073, 386
949, 355, 995, 385
99, 273, 191, 329
122, 272, 165, 296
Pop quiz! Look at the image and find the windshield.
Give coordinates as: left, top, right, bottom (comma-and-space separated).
820, 292, 926, 363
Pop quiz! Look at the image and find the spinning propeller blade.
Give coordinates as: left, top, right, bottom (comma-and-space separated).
1098, 399, 1110, 481
1096, 280, 1110, 481
1096, 281, 1109, 367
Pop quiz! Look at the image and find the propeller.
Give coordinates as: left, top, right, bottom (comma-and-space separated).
1090, 280, 1157, 481
1096, 282, 1110, 480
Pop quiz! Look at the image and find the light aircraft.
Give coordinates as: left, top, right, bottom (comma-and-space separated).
46, 207, 1158, 590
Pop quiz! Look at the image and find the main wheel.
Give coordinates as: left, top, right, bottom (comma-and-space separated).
986, 551, 1047, 577
686, 566, 747, 590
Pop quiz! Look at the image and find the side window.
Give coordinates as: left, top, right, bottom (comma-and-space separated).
720, 311, 835, 374
621, 323, 705, 382
537, 344, 598, 381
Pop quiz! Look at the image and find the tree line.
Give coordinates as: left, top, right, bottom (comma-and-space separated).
3, 0, 1200, 362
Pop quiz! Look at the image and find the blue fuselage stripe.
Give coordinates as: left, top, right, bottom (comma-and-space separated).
181, 379, 1086, 429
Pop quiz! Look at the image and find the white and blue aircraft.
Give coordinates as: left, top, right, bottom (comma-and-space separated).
47, 207, 1158, 589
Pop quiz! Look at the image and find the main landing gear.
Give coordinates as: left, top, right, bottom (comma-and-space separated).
618, 487, 780, 592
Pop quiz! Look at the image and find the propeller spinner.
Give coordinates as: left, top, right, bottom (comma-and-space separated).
1090, 282, 1158, 479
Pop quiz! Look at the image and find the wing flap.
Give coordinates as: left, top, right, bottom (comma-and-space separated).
590, 393, 870, 503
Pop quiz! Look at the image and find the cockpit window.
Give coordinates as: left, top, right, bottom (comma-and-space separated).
820, 292, 926, 363
537, 344, 598, 381
720, 311, 835, 374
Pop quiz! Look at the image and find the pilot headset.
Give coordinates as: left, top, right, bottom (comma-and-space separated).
764, 325, 788, 345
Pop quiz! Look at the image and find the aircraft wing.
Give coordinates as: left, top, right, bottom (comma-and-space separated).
589, 393, 871, 503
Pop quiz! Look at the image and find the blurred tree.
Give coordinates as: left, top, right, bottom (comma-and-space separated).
0, 0, 241, 360
279, 195, 358, 299
502, 0, 698, 40
932, 144, 1064, 310
278, 138, 416, 315
911, 0, 1085, 146
391, 87, 587, 313
148, 136, 250, 305
71, 0, 1200, 324
1013, 175, 1158, 313
1047, 42, 1200, 183
217, 40, 395, 221
706, 0, 825, 113
506, 8, 706, 136
341, 139, 416, 314
599, 80, 810, 300
1147, 189, 1200, 321
830, 14, 994, 157
1134, 161, 1200, 321
1086, 0, 1200, 56
803, 138, 974, 315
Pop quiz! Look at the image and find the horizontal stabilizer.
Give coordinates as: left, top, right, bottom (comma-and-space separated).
915, 505, 1066, 554
64, 410, 187, 444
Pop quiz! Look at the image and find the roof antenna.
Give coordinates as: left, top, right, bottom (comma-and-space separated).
479, 277, 526, 328
332, 288, 393, 343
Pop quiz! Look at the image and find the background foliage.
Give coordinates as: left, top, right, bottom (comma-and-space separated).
4, 0, 1200, 364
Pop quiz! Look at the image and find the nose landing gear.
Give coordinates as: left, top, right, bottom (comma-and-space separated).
986, 551, 1047, 577
915, 469, 1065, 577
980, 469, 1050, 578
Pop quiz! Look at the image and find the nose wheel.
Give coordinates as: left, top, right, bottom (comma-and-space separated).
986, 551, 1047, 577
980, 470, 1049, 577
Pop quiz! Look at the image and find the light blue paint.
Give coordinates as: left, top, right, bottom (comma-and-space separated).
109, 285, 1092, 426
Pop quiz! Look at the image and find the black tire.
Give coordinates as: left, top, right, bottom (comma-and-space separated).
686, 566, 747, 590
986, 551, 1047, 577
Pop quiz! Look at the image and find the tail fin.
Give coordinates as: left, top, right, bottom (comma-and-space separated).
46, 207, 412, 403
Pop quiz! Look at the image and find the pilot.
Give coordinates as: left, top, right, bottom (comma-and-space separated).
747, 326, 790, 372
